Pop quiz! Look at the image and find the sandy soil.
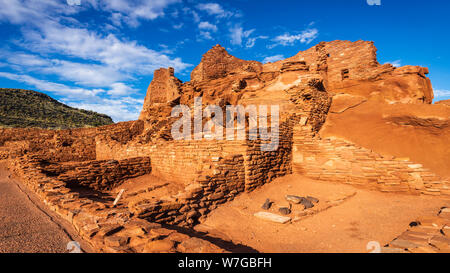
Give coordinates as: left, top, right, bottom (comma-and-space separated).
196, 174, 449, 253
112, 174, 185, 206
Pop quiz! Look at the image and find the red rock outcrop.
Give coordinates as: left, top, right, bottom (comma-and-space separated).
267, 40, 434, 104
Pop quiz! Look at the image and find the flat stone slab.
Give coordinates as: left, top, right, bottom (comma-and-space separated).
285, 195, 302, 204
254, 212, 291, 224
389, 238, 421, 249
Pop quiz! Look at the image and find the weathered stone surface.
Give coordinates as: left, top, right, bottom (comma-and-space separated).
177, 237, 226, 253
143, 239, 176, 253
278, 207, 291, 215
254, 211, 291, 224
306, 196, 319, 203
105, 236, 129, 247
191, 44, 262, 82
261, 199, 272, 210
2, 39, 449, 255
139, 67, 182, 121
436, 99, 450, 106
285, 195, 302, 204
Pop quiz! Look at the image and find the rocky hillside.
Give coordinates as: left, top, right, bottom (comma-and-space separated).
0, 88, 113, 129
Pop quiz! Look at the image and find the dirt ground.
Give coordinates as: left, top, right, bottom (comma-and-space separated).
195, 174, 449, 253
0, 162, 93, 253
112, 174, 185, 207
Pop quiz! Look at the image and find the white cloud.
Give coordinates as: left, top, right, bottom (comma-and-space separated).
0, 0, 79, 24
90, 0, 181, 27
0, 72, 104, 99
0, 0, 192, 122
0, 0, 181, 28
173, 22, 184, 29
192, 10, 201, 23
25, 22, 189, 71
17, 22, 191, 86
67, 0, 81, 6
5, 52, 50, 67
0, 71, 142, 122
199, 21, 218, 32
263, 55, 285, 63
45, 60, 126, 87
67, 97, 144, 122
385, 60, 402, 67
198, 31, 213, 41
2, 51, 126, 87
245, 35, 268, 48
107, 82, 136, 96
272, 28, 319, 47
434, 89, 450, 99
196, 3, 232, 18
229, 25, 255, 46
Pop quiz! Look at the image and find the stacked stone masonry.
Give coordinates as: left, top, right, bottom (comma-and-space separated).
0, 40, 447, 252
293, 124, 449, 196
5, 154, 225, 253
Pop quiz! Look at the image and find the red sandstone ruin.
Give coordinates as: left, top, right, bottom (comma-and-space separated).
0, 40, 449, 253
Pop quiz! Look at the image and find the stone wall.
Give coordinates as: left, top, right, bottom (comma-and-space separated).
244, 121, 293, 191
96, 120, 144, 145
285, 40, 434, 104
96, 121, 295, 226
0, 127, 97, 162
5, 155, 224, 253
96, 119, 294, 191
130, 154, 246, 226
40, 157, 151, 191
96, 138, 247, 184
293, 124, 450, 196
139, 68, 182, 121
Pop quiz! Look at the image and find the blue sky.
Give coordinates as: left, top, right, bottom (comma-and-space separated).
0, 0, 449, 121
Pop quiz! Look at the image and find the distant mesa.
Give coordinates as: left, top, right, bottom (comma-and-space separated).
0, 88, 113, 129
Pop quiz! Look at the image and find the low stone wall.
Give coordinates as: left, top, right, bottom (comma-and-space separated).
5, 155, 225, 253
130, 154, 246, 226
97, 138, 247, 184
96, 121, 294, 191
293, 124, 450, 196
96, 120, 144, 145
0, 127, 97, 162
41, 157, 151, 191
